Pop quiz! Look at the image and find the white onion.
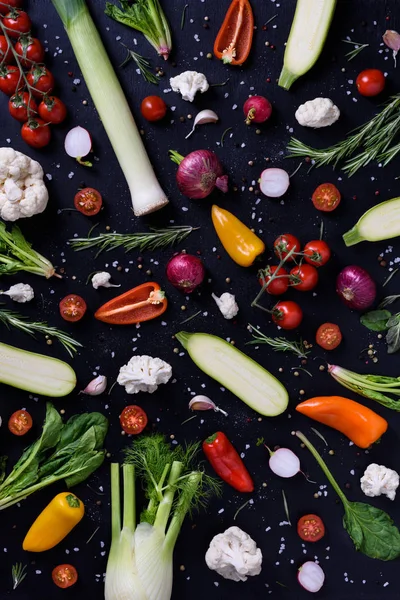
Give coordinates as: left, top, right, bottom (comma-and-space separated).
65, 126, 92, 159
298, 561, 325, 593
269, 448, 300, 478
259, 168, 290, 198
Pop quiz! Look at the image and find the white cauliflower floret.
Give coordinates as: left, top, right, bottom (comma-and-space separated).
205, 526, 262, 582
117, 355, 172, 394
212, 292, 239, 320
2, 283, 34, 303
0, 147, 49, 221
170, 71, 209, 102
295, 98, 340, 128
360, 463, 399, 501
91, 272, 120, 289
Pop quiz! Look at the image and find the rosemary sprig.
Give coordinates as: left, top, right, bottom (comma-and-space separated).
181, 3, 188, 30
12, 563, 27, 590
342, 38, 369, 61
247, 324, 309, 359
0, 308, 82, 357
120, 45, 159, 85
70, 225, 198, 256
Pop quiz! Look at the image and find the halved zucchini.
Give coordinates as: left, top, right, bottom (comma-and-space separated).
343, 197, 400, 246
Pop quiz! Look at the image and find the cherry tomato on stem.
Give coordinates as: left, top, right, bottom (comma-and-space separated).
272, 300, 303, 330
312, 183, 341, 212
21, 118, 51, 148
52, 565, 78, 589
59, 294, 87, 322
3, 10, 31, 39
356, 69, 385, 97
140, 95, 167, 122
9, 91, 37, 122
303, 240, 331, 267
38, 95, 67, 124
15, 36, 45, 67
0, 65, 21, 96
273, 234, 301, 261
0, 0, 23, 16
8, 409, 33, 436
73, 187, 102, 216
290, 264, 319, 292
0, 35, 14, 64
316, 323, 342, 350
297, 514, 325, 542
259, 265, 289, 296
120, 405, 148, 435
26, 65, 55, 97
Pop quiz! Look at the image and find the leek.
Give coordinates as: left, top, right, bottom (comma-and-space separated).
51, 0, 168, 217
105, 435, 220, 600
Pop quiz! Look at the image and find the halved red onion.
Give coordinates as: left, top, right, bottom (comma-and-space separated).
336, 265, 376, 310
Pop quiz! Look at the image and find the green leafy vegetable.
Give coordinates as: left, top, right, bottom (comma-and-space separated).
360, 309, 391, 332
0, 222, 57, 278
386, 313, 400, 353
296, 431, 400, 560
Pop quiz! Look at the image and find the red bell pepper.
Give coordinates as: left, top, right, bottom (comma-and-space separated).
203, 431, 254, 492
94, 282, 167, 325
214, 0, 254, 66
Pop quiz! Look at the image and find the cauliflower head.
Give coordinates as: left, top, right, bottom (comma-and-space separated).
170, 71, 209, 102
295, 98, 340, 129
205, 526, 262, 582
0, 148, 49, 221
212, 292, 239, 320
117, 355, 172, 394
2, 283, 34, 303
360, 463, 399, 501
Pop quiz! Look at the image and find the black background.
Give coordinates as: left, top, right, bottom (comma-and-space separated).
1, 0, 400, 598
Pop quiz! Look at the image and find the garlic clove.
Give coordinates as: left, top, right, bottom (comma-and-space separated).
81, 375, 107, 396
383, 30, 400, 66
185, 109, 219, 139
188, 394, 228, 416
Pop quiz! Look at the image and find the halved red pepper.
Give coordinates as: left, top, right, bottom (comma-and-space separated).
214, 0, 254, 66
94, 282, 167, 325
203, 431, 254, 492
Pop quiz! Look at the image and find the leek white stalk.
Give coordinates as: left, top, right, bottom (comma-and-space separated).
51, 0, 168, 217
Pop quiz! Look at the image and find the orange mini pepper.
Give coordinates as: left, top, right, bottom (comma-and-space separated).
214, 0, 254, 65
296, 396, 388, 448
211, 205, 265, 267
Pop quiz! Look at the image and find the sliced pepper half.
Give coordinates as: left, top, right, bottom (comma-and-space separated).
95, 282, 167, 325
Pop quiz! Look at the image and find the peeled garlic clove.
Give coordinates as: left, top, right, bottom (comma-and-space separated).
81, 375, 107, 396
188, 395, 228, 416
383, 30, 400, 66
185, 110, 219, 139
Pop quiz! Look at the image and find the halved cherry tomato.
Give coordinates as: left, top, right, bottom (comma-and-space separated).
0, 0, 23, 16
0, 35, 14, 64
316, 323, 342, 350
303, 240, 331, 267
273, 234, 300, 261
26, 65, 54, 97
38, 96, 67, 124
214, 0, 254, 65
312, 183, 341, 212
8, 410, 33, 436
15, 36, 45, 67
95, 282, 167, 325
297, 514, 325, 542
356, 69, 385, 97
21, 118, 51, 148
272, 300, 303, 330
120, 405, 148, 435
290, 264, 319, 292
259, 265, 289, 296
52, 564, 78, 589
9, 91, 37, 122
3, 10, 31, 38
59, 294, 87, 322
140, 95, 167, 122
0, 65, 21, 96
73, 187, 102, 216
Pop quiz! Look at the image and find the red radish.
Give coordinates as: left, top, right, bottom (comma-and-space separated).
64, 126, 93, 166
260, 168, 290, 198
336, 265, 376, 310
170, 149, 228, 199
166, 253, 205, 293
298, 561, 325, 593
243, 95, 272, 125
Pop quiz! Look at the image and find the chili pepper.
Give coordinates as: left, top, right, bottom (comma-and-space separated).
214, 0, 254, 66
94, 282, 167, 325
23, 492, 84, 552
296, 396, 388, 449
203, 431, 254, 492
211, 205, 265, 267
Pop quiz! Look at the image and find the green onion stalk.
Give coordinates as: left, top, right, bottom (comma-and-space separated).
51, 0, 168, 217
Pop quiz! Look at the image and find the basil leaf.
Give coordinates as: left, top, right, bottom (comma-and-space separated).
344, 502, 400, 561
360, 310, 391, 332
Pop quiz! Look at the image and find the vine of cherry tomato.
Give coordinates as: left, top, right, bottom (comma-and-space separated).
290, 264, 319, 292
38, 95, 67, 124
21, 118, 51, 148
9, 91, 37, 121
273, 234, 301, 261
2, 10, 31, 38
272, 300, 303, 330
0, 65, 21, 95
259, 265, 289, 296
15, 36, 45, 67
0, 35, 13, 63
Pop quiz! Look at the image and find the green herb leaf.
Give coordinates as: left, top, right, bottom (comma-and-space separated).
386, 313, 400, 353
360, 309, 391, 332
344, 502, 400, 560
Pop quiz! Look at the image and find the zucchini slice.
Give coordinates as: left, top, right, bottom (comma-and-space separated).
176, 331, 288, 416
343, 197, 400, 246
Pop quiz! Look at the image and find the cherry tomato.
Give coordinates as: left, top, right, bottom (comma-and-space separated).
38, 96, 67, 124
26, 65, 55, 97
9, 91, 37, 122
316, 322, 342, 350
140, 95, 167, 122
259, 265, 289, 296
21, 118, 51, 148
273, 234, 301, 261
3, 10, 31, 39
120, 405, 148, 435
0, 0, 23, 16
52, 565, 78, 589
15, 36, 45, 67
59, 294, 87, 322
290, 264, 319, 292
0, 65, 21, 96
0, 35, 13, 64
311, 183, 341, 212
297, 514, 325, 542
272, 300, 303, 330
74, 187, 103, 216
356, 69, 386, 97
8, 410, 33, 436
303, 240, 331, 267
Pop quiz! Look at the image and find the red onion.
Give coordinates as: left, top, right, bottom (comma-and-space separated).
175, 150, 228, 199
243, 95, 272, 125
336, 265, 376, 310
166, 253, 205, 293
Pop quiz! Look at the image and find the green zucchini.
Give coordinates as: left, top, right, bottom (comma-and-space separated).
278, 0, 337, 90
0, 342, 76, 396
175, 331, 288, 417
343, 197, 400, 246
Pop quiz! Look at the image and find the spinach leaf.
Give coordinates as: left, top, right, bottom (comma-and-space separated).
360, 310, 391, 332
386, 313, 400, 353
56, 412, 108, 451
344, 502, 400, 561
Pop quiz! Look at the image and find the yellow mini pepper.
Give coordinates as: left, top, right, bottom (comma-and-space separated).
23, 492, 84, 552
211, 205, 265, 267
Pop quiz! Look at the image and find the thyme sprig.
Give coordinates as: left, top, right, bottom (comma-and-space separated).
247, 324, 309, 359
342, 38, 369, 61
11, 563, 27, 590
